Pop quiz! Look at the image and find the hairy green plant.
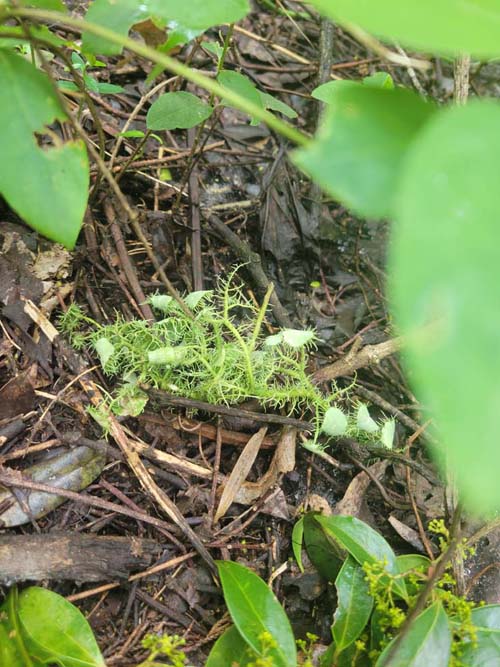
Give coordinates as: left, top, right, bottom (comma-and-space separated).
59, 273, 394, 449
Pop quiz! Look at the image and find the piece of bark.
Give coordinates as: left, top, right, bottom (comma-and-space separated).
0, 533, 162, 584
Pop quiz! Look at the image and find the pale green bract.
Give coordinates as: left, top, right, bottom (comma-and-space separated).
321, 406, 348, 437
94, 337, 115, 368
380, 419, 395, 449
357, 404, 379, 433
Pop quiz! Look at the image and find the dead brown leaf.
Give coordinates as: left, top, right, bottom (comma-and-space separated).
214, 427, 268, 523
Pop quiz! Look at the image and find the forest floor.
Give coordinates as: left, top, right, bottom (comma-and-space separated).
1, 2, 499, 665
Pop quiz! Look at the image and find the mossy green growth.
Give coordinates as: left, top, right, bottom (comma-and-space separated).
60, 275, 329, 424
59, 273, 394, 446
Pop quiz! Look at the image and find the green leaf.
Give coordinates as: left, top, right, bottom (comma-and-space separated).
119, 130, 146, 138
0, 51, 89, 249
293, 86, 435, 219
83, 0, 248, 55
389, 100, 500, 512
363, 72, 394, 89
204, 41, 224, 61
16, 587, 105, 667
95, 81, 125, 94
315, 515, 408, 600
18, 0, 66, 9
259, 91, 297, 119
321, 407, 348, 437
218, 70, 271, 124
292, 516, 305, 573
162, 21, 202, 53
0, 590, 28, 667
321, 642, 370, 667
307, 0, 500, 58
311, 79, 359, 103
82, 0, 150, 55
218, 70, 262, 109
217, 561, 297, 667
376, 602, 451, 667
303, 512, 344, 582
471, 605, 500, 631
461, 629, 500, 666
332, 556, 373, 653
146, 91, 213, 130
312, 72, 393, 104
0, 24, 68, 49
149, 0, 249, 30
396, 554, 431, 575
206, 625, 255, 667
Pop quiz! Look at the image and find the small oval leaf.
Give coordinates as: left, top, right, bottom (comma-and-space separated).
147, 91, 213, 130
217, 561, 297, 667
332, 555, 373, 653
17, 587, 106, 667
303, 512, 344, 582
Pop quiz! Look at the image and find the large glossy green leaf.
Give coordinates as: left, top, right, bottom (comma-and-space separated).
293, 86, 435, 219
82, 0, 149, 55
18, 0, 65, 9
146, 91, 213, 130
206, 625, 255, 667
332, 556, 373, 653
389, 100, 500, 512
82, 0, 249, 55
307, 0, 500, 59
303, 512, 344, 582
315, 515, 407, 600
148, 0, 249, 30
0, 51, 88, 249
471, 605, 500, 630
376, 602, 451, 667
217, 561, 297, 667
16, 587, 105, 667
461, 629, 500, 666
